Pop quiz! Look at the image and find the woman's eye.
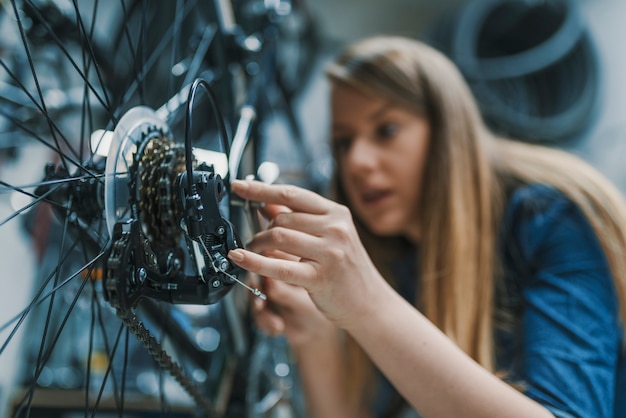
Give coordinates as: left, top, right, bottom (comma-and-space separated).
377, 123, 398, 139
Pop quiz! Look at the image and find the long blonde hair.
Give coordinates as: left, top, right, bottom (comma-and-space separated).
326, 36, 626, 405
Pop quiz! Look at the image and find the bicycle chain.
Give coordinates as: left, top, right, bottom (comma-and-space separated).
106, 226, 216, 414
117, 309, 214, 413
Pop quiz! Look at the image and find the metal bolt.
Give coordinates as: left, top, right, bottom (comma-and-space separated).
213, 253, 230, 271
219, 259, 229, 271
212, 280, 221, 288
137, 268, 147, 283
216, 225, 225, 236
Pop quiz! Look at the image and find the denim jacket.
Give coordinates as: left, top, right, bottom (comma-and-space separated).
498, 183, 625, 417
374, 183, 625, 418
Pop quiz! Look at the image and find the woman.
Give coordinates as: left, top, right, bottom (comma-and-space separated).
228, 36, 626, 417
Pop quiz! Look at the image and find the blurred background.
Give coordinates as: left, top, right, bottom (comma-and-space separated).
301, 0, 626, 188
2, 0, 626, 416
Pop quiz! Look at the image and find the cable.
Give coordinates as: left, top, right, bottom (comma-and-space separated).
183, 78, 231, 237
184, 78, 231, 188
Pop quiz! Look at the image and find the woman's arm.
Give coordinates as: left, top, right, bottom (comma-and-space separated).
291, 322, 366, 418
228, 180, 555, 418
344, 278, 555, 418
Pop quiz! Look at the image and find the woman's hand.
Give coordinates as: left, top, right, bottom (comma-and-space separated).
247, 201, 337, 347
252, 275, 336, 347
245, 198, 358, 417
228, 180, 388, 330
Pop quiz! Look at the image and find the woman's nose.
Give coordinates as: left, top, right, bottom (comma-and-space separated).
345, 138, 378, 173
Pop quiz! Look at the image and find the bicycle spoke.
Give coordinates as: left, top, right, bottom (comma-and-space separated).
68, 0, 114, 112
119, 327, 130, 415
89, 281, 124, 414
20, 205, 74, 414
79, 0, 103, 165
0, 58, 81, 159
20, 0, 116, 119
115, 0, 198, 112
168, 0, 185, 99
15, 266, 94, 413
0, 184, 61, 227
0, 244, 106, 353
9, 0, 79, 170
0, 174, 106, 195
0, 103, 100, 177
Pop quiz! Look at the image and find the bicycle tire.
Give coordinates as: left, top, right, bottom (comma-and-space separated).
422, 0, 601, 143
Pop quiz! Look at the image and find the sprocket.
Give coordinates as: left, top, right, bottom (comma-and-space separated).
135, 131, 187, 246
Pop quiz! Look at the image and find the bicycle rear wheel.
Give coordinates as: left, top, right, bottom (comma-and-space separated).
0, 0, 244, 416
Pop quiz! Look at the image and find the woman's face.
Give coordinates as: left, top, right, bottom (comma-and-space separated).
331, 83, 430, 242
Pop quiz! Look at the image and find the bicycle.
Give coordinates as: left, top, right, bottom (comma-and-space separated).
0, 0, 320, 416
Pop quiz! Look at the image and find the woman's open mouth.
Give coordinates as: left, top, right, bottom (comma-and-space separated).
361, 189, 393, 207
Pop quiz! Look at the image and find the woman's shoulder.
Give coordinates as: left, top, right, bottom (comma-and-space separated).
500, 182, 604, 267
504, 183, 569, 215
502, 182, 579, 235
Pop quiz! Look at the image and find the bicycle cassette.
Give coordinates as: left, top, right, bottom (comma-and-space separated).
101, 106, 243, 309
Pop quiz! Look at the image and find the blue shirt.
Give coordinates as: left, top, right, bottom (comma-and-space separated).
499, 183, 625, 417
374, 183, 625, 417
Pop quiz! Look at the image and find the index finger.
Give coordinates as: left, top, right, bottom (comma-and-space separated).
259, 202, 291, 221
231, 180, 332, 215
